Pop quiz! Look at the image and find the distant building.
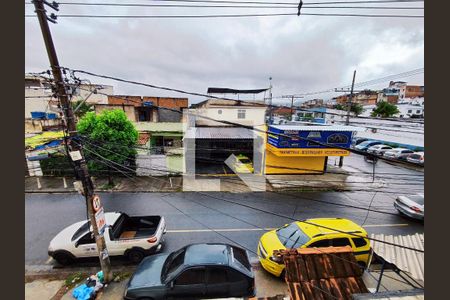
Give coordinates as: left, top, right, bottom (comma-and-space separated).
377, 88, 400, 104
105, 95, 188, 122
25, 74, 113, 119
294, 107, 354, 124
354, 90, 378, 106
190, 98, 267, 127
301, 99, 324, 108
389, 81, 424, 99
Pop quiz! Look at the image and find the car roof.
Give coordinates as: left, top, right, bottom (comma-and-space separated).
184, 243, 230, 266
296, 218, 367, 238
388, 148, 410, 151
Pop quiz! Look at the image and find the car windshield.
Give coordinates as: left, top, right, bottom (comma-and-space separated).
277, 223, 311, 249
162, 248, 186, 281
409, 195, 424, 205
71, 221, 90, 241
359, 141, 375, 146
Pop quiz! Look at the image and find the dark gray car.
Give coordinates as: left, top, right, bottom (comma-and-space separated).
124, 243, 255, 300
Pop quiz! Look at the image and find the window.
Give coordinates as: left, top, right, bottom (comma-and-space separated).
308, 240, 330, 248
416, 110, 421, 114
276, 223, 311, 248
77, 232, 95, 245
330, 238, 352, 247
72, 221, 90, 241
231, 246, 251, 270
207, 268, 227, 284
175, 269, 205, 285
237, 109, 246, 119
352, 238, 367, 248
408, 110, 412, 113
218, 109, 222, 115
402, 150, 414, 154
166, 249, 186, 276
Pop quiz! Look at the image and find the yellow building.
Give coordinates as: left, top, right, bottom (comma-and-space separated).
264, 125, 360, 174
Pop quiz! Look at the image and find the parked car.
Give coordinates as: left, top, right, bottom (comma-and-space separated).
235, 154, 254, 173
124, 243, 256, 300
407, 152, 425, 165
394, 194, 424, 220
257, 218, 371, 277
351, 137, 370, 148
354, 140, 382, 152
367, 144, 393, 156
383, 148, 415, 160
48, 212, 166, 265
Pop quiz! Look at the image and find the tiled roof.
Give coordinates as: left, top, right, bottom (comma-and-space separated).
275, 247, 369, 300
370, 233, 424, 283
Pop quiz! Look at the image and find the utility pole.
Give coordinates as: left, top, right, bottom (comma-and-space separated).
32, 0, 113, 282
339, 70, 356, 167
268, 77, 273, 124
282, 95, 304, 121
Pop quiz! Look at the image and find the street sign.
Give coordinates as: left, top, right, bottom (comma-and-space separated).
92, 195, 102, 212
95, 207, 106, 236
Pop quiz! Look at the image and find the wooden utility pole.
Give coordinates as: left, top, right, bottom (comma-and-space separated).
339, 70, 356, 167
282, 95, 304, 121
32, 0, 112, 282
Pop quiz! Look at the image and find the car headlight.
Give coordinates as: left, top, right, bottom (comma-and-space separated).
269, 255, 283, 264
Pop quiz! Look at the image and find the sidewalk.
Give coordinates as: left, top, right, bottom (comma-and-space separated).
25, 176, 182, 193
25, 264, 289, 300
25, 169, 352, 193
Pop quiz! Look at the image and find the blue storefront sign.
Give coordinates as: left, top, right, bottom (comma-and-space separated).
268, 125, 354, 149
143, 101, 153, 107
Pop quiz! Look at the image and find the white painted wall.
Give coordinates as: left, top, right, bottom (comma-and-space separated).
195, 106, 267, 126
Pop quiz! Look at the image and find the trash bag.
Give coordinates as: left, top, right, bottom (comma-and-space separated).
96, 271, 104, 284
72, 283, 95, 300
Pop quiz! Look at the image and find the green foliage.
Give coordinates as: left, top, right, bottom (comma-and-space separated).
71, 100, 94, 119
351, 103, 364, 116
335, 104, 345, 110
40, 154, 74, 177
77, 109, 138, 175
334, 103, 363, 116
371, 101, 400, 118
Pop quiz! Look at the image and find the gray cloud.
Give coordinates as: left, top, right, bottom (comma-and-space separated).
25, 4, 424, 104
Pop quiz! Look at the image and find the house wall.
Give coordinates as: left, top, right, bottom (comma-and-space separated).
94, 105, 136, 121
194, 106, 267, 126
265, 152, 326, 174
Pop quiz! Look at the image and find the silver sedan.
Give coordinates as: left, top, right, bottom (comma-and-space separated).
394, 194, 424, 220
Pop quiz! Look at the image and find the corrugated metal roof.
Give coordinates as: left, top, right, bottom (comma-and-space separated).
270, 125, 365, 132
184, 127, 255, 139
275, 247, 369, 300
370, 233, 424, 282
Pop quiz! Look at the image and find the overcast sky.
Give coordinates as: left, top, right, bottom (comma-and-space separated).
25, 1, 424, 105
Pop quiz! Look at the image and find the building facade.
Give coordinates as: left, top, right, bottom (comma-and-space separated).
265, 125, 360, 174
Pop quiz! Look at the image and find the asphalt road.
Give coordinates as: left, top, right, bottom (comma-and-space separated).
25, 190, 424, 267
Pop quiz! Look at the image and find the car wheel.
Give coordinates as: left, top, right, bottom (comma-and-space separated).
357, 262, 367, 270
127, 249, 145, 263
53, 252, 74, 265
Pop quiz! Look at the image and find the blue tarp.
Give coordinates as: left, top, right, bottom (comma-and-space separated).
72, 284, 95, 300
34, 139, 63, 150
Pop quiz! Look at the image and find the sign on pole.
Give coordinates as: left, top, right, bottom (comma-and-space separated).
92, 195, 102, 212
95, 207, 106, 236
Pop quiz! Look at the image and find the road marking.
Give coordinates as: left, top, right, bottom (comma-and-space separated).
167, 228, 275, 233
362, 223, 409, 228
167, 224, 409, 233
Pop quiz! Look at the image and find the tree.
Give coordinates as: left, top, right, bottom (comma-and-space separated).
77, 110, 138, 181
351, 103, 364, 116
371, 101, 400, 118
72, 100, 94, 119
334, 103, 363, 116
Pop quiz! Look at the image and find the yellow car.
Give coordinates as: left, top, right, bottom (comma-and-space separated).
235, 155, 254, 173
257, 218, 371, 277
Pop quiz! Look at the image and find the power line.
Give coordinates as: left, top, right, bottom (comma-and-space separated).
51, 70, 423, 168
102, 0, 425, 5
25, 12, 424, 18
24, 2, 424, 9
